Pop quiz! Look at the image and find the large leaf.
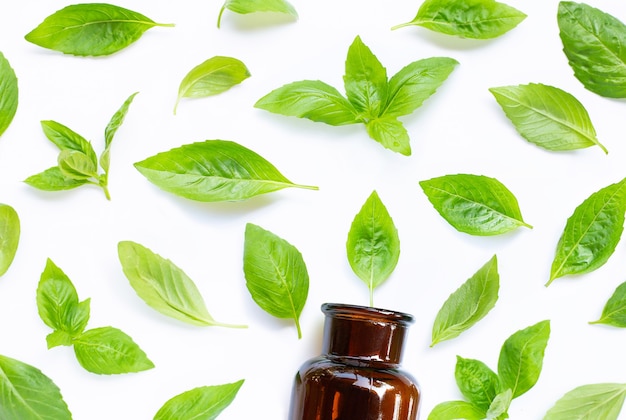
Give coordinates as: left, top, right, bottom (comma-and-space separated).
217, 0, 298, 28
590, 281, 626, 328
134, 140, 317, 202
548, 177, 626, 284
543, 383, 626, 420
490, 83, 606, 153
25, 3, 173, 56
154, 380, 244, 420
0, 204, 19, 277
0, 52, 18, 138
558, 2, 626, 98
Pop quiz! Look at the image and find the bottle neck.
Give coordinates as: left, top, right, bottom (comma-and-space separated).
320, 303, 413, 368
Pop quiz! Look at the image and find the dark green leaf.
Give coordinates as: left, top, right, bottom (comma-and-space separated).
427, 400, 486, 420
590, 281, 626, 327
217, 0, 298, 28
24, 166, 89, 191
365, 117, 411, 155
154, 379, 244, 420
243, 223, 309, 338
73, 326, 154, 374
548, 177, 626, 284
490, 83, 606, 153
25, 3, 174, 56
455, 356, 500, 411
0, 52, 18, 138
134, 140, 318, 202
558, 2, 626, 98
544, 383, 626, 420
419, 174, 532, 236
431, 255, 499, 346
0, 204, 19, 277
393, 0, 526, 39
0, 354, 72, 420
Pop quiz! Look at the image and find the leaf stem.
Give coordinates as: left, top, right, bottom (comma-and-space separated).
293, 184, 319, 191
295, 318, 303, 339
390, 22, 414, 31
212, 321, 248, 329
217, 6, 226, 28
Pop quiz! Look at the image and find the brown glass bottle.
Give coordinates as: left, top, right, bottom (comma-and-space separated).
289, 303, 420, 420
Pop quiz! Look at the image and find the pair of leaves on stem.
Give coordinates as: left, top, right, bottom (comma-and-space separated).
429, 320, 550, 420
217, 0, 298, 28
255, 36, 458, 155
25, 3, 173, 57
393, 0, 526, 40
0, 52, 18, 139
25, 92, 137, 200
36, 259, 153, 375
0, 204, 19, 277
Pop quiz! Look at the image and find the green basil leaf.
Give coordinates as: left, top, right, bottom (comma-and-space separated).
548, 177, 626, 285
174, 56, 250, 114
73, 326, 154, 375
117, 241, 245, 328
134, 140, 318, 202
383, 57, 458, 118
365, 117, 411, 155
455, 356, 500, 411
590, 281, 626, 327
346, 191, 400, 306
40, 120, 98, 166
544, 383, 626, 420
0, 52, 18, 138
344, 36, 388, 118
101, 92, 138, 174
431, 255, 499, 346
243, 223, 309, 338
0, 354, 72, 420
255, 80, 359, 126
486, 389, 512, 419
419, 174, 532, 236
36, 259, 91, 348
217, 0, 298, 28
0, 204, 19, 277
497, 320, 550, 399
393, 0, 526, 39
25, 3, 174, 56
24, 166, 89, 191
427, 400, 486, 420
154, 379, 244, 420
57, 149, 98, 180
490, 83, 607, 153
558, 2, 626, 98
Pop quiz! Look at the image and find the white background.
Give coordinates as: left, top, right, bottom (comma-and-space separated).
1, 0, 625, 419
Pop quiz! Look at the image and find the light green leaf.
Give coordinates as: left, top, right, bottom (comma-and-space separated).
0, 354, 72, 420
0, 204, 19, 277
431, 255, 499, 346
427, 400, 486, 420
0, 52, 18, 138
490, 83, 606, 153
40, 120, 98, 166
134, 140, 318, 202
455, 356, 500, 411
255, 80, 359, 126
486, 389, 512, 419
217, 0, 298, 28
174, 56, 250, 114
101, 91, 138, 174
154, 379, 244, 420
57, 149, 98, 180
243, 223, 309, 338
24, 166, 89, 191
590, 281, 626, 327
558, 2, 626, 98
73, 326, 154, 375
393, 0, 526, 39
548, 177, 626, 284
346, 191, 400, 307
117, 241, 245, 328
365, 117, 411, 155
543, 383, 626, 420
498, 320, 550, 398
25, 3, 174, 56
420, 174, 532, 236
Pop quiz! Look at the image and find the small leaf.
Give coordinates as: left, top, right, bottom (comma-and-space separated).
346, 191, 400, 306
154, 379, 244, 420
117, 241, 245, 328
217, 0, 298, 28
0, 354, 72, 420
40, 120, 98, 166
73, 326, 154, 375
0, 204, 19, 277
486, 389, 512, 419
455, 356, 500, 411
344, 36, 388, 118
24, 166, 89, 191
548, 177, 626, 284
543, 383, 626, 420
0, 51, 18, 138
58, 150, 98, 180
25, 3, 174, 56
393, 0, 526, 39
101, 91, 138, 174
420, 174, 532, 236
365, 117, 411, 155
134, 140, 318, 202
498, 320, 550, 398
558, 2, 626, 98
427, 400, 486, 420
431, 255, 499, 346
174, 56, 250, 114
490, 83, 607, 153
243, 223, 309, 338
590, 281, 626, 327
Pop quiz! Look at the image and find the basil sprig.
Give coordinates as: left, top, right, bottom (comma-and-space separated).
256, 35, 457, 155
0, 51, 18, 138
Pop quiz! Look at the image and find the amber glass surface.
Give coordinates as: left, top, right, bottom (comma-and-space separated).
289, 303, 420, 420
